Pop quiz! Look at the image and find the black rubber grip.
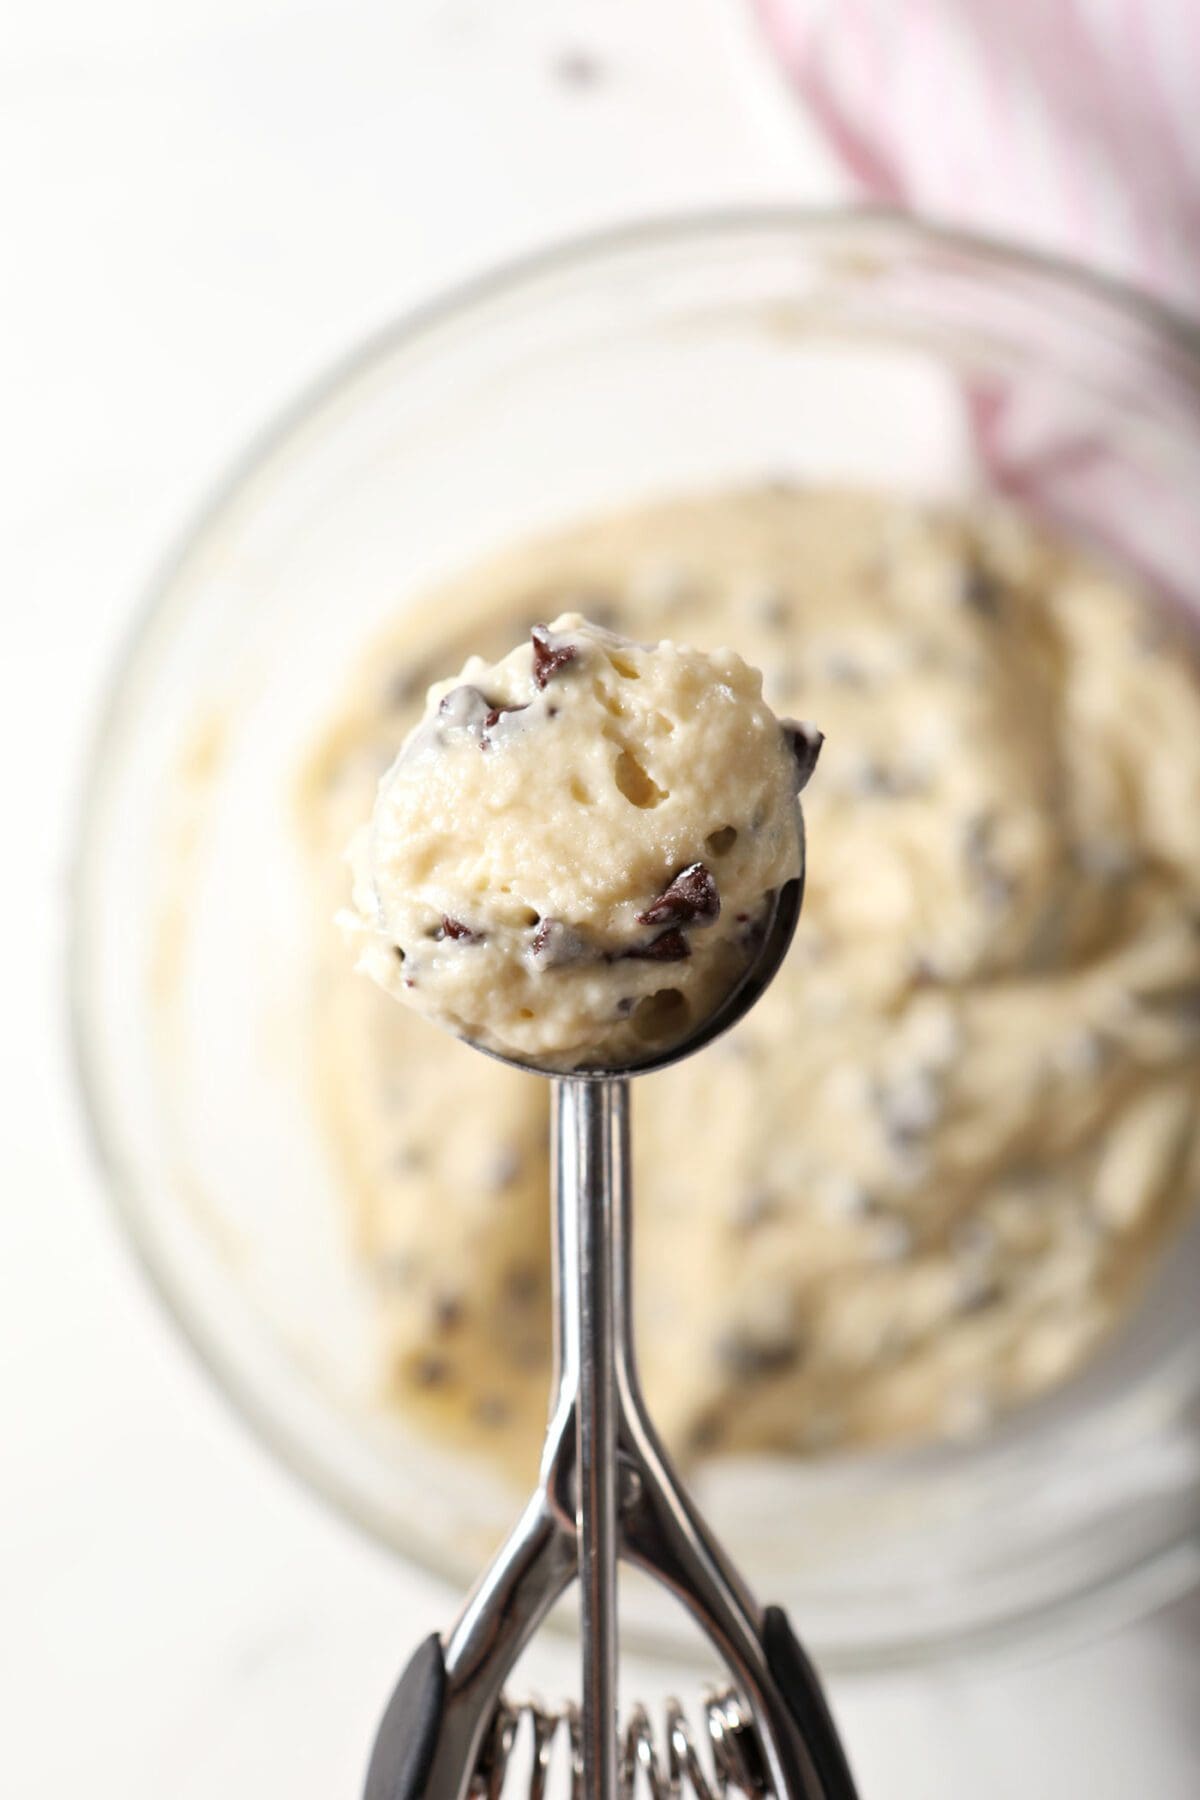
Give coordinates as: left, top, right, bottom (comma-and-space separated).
763, 1605, 860, 1800
364, 1634, 446, 1800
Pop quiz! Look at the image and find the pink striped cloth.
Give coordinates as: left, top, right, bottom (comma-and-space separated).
755, 0, 1200, 317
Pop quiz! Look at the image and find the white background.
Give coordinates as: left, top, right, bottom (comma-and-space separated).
3, 2, 1198, 1794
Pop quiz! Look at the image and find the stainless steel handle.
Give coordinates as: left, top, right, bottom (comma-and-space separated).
365, 1070, 858, 1800
553, 1076, 624, 1800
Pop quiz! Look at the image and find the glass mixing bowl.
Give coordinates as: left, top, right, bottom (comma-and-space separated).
71, 211, 1200, 1669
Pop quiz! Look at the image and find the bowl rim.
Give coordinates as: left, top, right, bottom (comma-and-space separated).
67, 204, 1200, 1670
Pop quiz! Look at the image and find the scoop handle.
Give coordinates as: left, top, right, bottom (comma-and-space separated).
555, 1076, 625, 1800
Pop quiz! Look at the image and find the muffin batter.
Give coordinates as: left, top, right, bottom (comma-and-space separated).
301, 486, 1200, 1477
345, 614, 811, 1070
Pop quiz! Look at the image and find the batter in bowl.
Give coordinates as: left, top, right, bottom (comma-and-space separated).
345, 613, 814, 1070
301, 486, 1200, 1476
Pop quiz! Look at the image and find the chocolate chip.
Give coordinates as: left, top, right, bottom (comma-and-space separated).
910, 952, 944, 987
411, 1353, 452, 1389
435, 916, 481, 943
617, 927, 691, 963
961, 561, 1003, 616
432, 1293, 466, 1334
685, 1408, 724, 1456
530, 624, 578, 689
504, 1264, 541, 1307
715, 1330, 802, 1380
530, 917, 589, 967
637, 861, 720, 928
781, 719, 824, 792
482, 701, 530, 746
955, 1269, 1002, 1314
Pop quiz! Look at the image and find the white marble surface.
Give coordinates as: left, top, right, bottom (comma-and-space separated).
3, 2, 1198, 1795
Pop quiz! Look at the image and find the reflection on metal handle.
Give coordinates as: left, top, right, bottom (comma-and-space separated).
554, 1078, 625, 1800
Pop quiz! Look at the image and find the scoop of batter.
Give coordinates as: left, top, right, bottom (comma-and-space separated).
346, 613, 814, 1069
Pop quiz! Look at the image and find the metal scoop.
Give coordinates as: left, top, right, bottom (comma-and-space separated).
364, 817, 859, 1800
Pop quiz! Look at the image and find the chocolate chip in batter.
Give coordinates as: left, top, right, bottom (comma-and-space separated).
432, 1292, 466, 1334
531, 624, 578, 689
637, 862, 720, 928
435, 916, 482, 944
715, 1329, 803, 1381
910, 951, 945, 987
410, 1352, 453, 1389
781, 719, 824, 792
482, 701, 530, 746
685, 1407, 725, 1456
961, 560, 1004, 617
618, 926, 692, 963
503, 1263, 542, 1308
955, 1267, 1002, 1314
